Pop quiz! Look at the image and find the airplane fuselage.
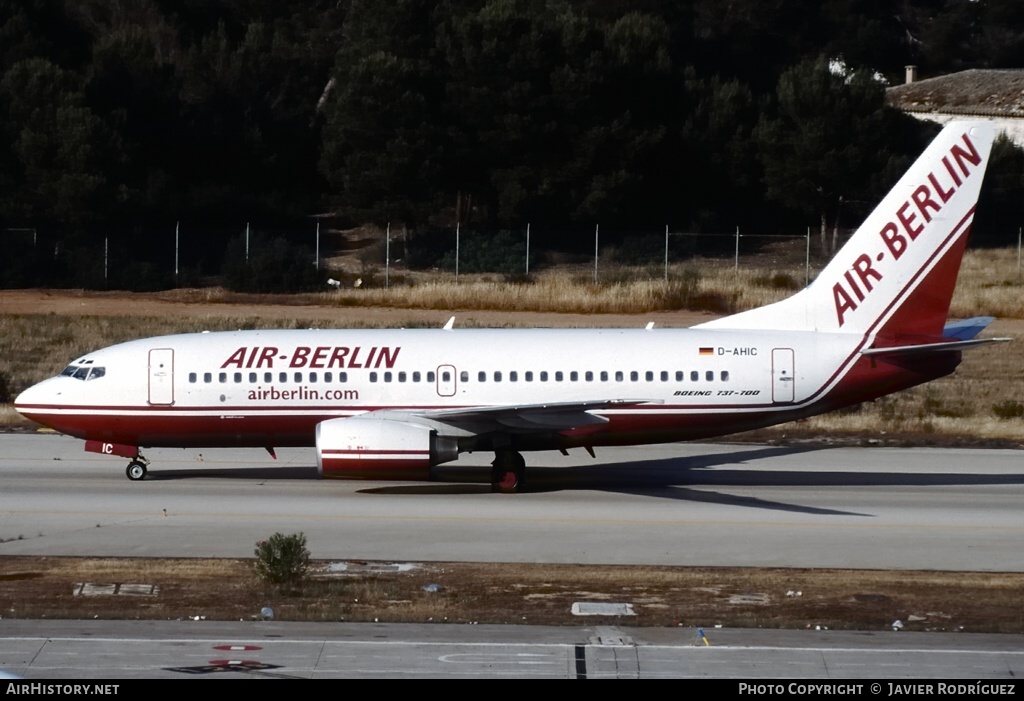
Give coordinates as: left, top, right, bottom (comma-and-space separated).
15, 326, 956, 453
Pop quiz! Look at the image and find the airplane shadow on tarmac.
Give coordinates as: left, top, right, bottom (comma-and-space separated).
361, 443, 1024, 516
144, 443, 1024, 517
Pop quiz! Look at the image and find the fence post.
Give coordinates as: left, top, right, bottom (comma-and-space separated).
526, 223, 530, 275
664, 224, 669, 281
734, 226, 739, 270
805, 226, 811, 287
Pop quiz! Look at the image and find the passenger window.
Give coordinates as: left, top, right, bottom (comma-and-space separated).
219, 372, 227, 383
585, 371, 593, 382
384, 372, 392, 382
706, 370, 714, 381
661, 371, 668, 381
615, 371, 623, 382
645, 371, 653, 381
525, 371, 533, 381
249, 372, 257, 383
676, 371, 684, 381
309, 372, 318, 383
189, 373, 197, 383
555, 371, 563, 381
279, 372, 288, 383
460, 371, 468, 382
325, 372, 333, 382
510, 371, 518, 382
398, 372, 406, 383
691, 371, 699, 382
339, 372, 348, 382
427, 371, 435, 382
478, 371, 486, 382
600, 371, 608, 382
265, 372, 272, 383
721, 371, 729, 381
413, 372, 421, 382
540, 371, 548, 381
234, 372, 242, 383
494, 371, 502, 382
442, 371, 451, 382
570, 371, 578, 381
630, 371, 638, 381
294, 372, 302, 383
369, 372, 378, 382
204, 372, 212, 383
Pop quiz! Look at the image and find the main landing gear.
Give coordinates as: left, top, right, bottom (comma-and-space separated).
491, 451, 525, 493
125, 454, 150, 481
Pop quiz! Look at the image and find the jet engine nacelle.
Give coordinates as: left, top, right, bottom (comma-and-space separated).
315, 416, 458, 480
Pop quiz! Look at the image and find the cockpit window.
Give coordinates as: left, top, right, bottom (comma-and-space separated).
62, 365, 106, 381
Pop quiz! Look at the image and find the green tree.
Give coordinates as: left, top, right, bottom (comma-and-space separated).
319, 0, 444, 230
973, 133, 1024, 246
755, 56, 912, 254
0, 58, 111, 229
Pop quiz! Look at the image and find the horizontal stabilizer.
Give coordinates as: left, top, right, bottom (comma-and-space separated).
862, 337, 1009, 357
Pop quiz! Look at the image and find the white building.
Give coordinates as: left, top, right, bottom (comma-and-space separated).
886, 68, 1024, 146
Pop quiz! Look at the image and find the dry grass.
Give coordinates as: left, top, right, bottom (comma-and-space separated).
307, 248, 1024, 318
1, 557, 1022, 632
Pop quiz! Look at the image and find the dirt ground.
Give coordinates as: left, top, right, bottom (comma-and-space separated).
1, 557, 1022, 633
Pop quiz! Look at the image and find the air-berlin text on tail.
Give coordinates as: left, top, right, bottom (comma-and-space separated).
833, 130, 982, 327
220, 345, 401, 369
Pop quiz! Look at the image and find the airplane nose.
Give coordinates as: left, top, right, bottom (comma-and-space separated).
14, 379, 57, 417
14, 385, 36, 416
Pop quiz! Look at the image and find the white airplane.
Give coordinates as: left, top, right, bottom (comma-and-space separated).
14, 121, 1007, 491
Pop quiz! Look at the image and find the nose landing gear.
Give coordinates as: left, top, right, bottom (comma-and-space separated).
126, 454, 150, 481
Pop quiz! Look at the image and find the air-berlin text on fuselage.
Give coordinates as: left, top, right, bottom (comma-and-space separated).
220, 346, 401, 370
833, 131, 982, 327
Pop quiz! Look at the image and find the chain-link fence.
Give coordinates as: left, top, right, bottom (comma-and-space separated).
4, 222, 1021, 292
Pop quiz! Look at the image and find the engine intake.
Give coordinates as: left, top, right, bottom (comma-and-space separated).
316, 416, 458, 480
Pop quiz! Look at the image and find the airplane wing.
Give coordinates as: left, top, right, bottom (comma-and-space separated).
368, 399, 662, 434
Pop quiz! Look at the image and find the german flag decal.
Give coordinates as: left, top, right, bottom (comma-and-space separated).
699, 347, 714, 356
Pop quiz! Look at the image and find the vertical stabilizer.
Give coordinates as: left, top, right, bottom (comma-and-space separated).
695, 121, 995, 336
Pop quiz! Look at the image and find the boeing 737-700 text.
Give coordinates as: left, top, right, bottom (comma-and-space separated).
14, 121, 1008, 491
